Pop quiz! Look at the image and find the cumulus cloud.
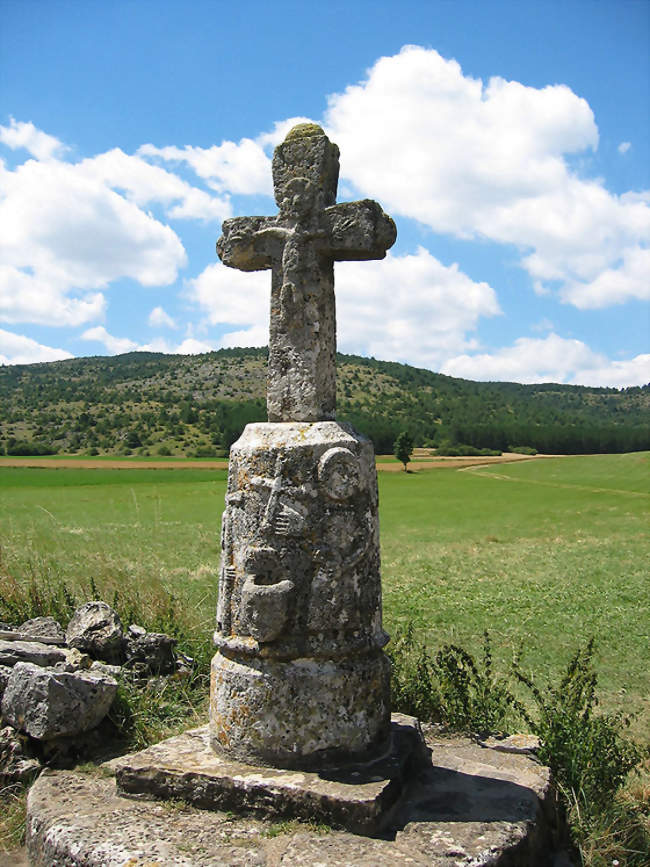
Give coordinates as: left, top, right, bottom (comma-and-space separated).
80, 326, 214, 356
324, 46, 650, 310
186, 261, 271, 331
0, 117, 66, 161
81, 326, 138, 355
0, 328, 73, 365
139, 137, 273, 196
148, 306, 177, 329
442, 333, 650, 388
81, 148, 231, 221
187, 248, 500, 368
618, 141, 631, 155
0, 136, 188, 326
0, 120, 241, 329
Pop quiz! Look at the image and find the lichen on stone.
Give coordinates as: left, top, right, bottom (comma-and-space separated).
284, 122, 326, 141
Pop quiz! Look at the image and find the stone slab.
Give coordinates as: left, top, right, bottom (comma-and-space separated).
111, 715, 428, 836
26, 730, 558, 866
0, 639, 70, 668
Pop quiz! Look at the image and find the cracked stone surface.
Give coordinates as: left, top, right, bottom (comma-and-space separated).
26, 731, 557, 866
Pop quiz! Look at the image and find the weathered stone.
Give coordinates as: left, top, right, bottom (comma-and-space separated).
124, 625, 177, 675
478, 733, 541, 754
27, 732, 558, 866
1, 662, 117, 739
211, 420, 390, 769
66, 600, 124, 663
18, 616, 66, 644
0, 638, 69, 668
0, 663, 11, 704
217, 124, 395, 423
54, 646, 92, 672
90, 660, 122, 678
113, 716, 427, 835
0, 725, 42, 786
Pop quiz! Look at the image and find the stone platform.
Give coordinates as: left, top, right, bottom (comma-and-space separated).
25, 726, 560, 866
112, 715, 427, 836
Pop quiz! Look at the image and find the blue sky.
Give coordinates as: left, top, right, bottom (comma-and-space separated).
1, 0, 648, 386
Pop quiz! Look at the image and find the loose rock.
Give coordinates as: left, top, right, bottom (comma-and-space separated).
0, 663, 12, 703
2, 661, 117, 739
0, 725, 42, 786
0, 638, 70, 668
66, 601, 124, 663
19, 616, 66, 644
124, 625, 176, 675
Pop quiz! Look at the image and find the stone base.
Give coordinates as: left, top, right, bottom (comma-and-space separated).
210, 650, 391, 769
112, 714, 427, 836
26, 725, 559, 866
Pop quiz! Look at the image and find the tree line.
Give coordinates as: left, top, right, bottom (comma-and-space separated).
1, 349, 647, 457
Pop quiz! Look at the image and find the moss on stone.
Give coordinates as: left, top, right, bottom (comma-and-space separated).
285, 122, 325, 141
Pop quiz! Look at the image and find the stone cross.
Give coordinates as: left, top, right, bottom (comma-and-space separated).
217, 123, 396, 422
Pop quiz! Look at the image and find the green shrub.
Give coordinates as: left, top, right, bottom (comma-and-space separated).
433, 634, 526, 735
387, 623, 442, 721
435, 443, 502, 457
388, 627, 523, 736
6, 440, 56, 456
514, 639, 648, 864
514, 639, 644, 808
509, 445, 538, 455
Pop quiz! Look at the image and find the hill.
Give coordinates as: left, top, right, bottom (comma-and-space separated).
0, 348, 648, 457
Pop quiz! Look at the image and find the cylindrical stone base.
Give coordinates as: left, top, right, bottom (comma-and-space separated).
210, 650, 391, 769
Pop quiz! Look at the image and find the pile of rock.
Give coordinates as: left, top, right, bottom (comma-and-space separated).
0, 602, 181, 786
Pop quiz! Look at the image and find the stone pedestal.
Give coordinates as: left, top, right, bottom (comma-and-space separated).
25, 728, 559, 866
210, 421, 391, 770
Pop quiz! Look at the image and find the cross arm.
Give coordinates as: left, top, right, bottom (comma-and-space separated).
323, 200, 397, 262
217, 216, 277, 271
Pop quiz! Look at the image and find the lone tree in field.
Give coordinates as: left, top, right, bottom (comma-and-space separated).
394, 431, 414, 472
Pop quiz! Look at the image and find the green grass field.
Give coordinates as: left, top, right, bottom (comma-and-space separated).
0, 452, 648, 734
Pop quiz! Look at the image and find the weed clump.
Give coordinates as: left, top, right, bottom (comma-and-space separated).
388, 626, 524, 736
389, 626, 649, 866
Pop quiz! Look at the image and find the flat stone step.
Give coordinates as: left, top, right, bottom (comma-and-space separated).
111, 715, 428, 836
26, 727, 559, 866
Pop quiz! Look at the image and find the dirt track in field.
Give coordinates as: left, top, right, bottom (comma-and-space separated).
0, 453, 550, 472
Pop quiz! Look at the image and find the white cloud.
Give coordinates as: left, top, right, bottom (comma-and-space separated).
324, 46, 650, 310
139, 336, 216, 355
442, 333, 650, 387
0, 118, 66, 161
81, 148, 231, 221
618, 141, 631, 155
186, 261, 270, 329
188, 247, 500, 368
0, 265, 106, 326
335, 248, 500, 368
0, 140, 188, 327
148, 306, 177, 329
139, 137, 273, 196
0, 328, 73, 365
560, 245, 650, 308
81, 326, 138, 355
219, 324, 269, 348
80, 326, 215, 356
572, 354, 650, 388
173, 337, 215, 354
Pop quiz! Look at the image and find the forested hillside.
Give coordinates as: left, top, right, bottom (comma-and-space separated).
0, 348, 648, 456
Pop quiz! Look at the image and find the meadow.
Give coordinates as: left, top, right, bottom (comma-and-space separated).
0, 452, 648, 732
